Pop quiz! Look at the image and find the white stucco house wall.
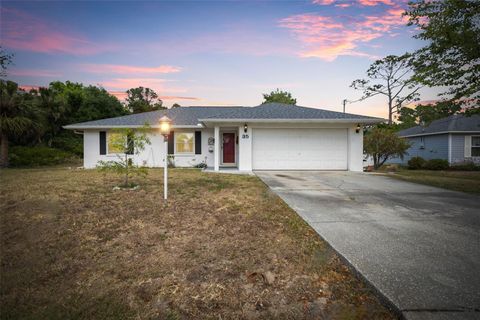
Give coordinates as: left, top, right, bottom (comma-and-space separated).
64, 103, 383, 172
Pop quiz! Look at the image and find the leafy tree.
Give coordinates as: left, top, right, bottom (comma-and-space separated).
0, 47, 14, 78
96, 126, 151, 187
351, 54, 422, 124
405, 0, 480, 113
0, 81, 41, 167
262, 89, 297, 105
398, 101, 461, 128
172, 103, 181, 108
126, 87, 165, 113
27, 81, 127, 146
364, 127, 410, 169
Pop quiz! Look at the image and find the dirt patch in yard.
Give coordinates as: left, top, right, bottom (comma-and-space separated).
0, 168, 395, 319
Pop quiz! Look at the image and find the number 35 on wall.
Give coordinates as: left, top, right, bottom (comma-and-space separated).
242, 134, 249, 139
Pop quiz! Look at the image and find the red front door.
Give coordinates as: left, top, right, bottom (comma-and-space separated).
222, 133, 235, 164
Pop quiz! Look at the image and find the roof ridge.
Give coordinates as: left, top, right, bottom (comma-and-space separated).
257, 102, 378, 118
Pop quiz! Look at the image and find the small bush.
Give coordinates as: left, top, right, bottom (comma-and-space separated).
51, 133, 83, 156
9, 146, 78, 167
424, 159, 449, 170
194, 162, 207, 169
450, 161, 480, 171
408, 156, 426, 170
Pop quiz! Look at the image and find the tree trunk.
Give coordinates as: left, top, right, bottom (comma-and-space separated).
373, 154, 379, 170
124, 153, 128, 186
388, 99, 393, 125
0, 132, 9, 168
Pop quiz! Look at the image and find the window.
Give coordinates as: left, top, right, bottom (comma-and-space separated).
108, 132, 123, 154
472, 136, 480, 157
175, 132, 194, 154
107, 132, 134, 154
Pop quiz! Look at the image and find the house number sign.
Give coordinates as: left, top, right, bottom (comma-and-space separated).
242, 134, 249, 139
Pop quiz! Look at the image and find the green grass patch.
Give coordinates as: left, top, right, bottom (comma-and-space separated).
390, 169, 480, 194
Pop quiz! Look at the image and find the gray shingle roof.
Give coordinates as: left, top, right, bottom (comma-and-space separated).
199, 103, 381, 121
398, 114, 480, 137
64, 103, 383, 129
64, 106, 245, 128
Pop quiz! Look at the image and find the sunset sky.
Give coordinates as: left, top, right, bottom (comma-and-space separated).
1, 0, 441, 118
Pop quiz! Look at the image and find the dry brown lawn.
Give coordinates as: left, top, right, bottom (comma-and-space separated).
0, 167, 395, 319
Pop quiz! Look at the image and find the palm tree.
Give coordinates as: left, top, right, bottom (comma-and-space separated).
0, 80, 40, 167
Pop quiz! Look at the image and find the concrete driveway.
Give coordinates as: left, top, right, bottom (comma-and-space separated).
256, 171, 480, 320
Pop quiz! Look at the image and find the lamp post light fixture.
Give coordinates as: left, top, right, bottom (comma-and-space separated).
159, 115, 172, 200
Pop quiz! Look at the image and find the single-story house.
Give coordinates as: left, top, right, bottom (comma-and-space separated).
64, 103, 382, 172
389, 114, 480, 165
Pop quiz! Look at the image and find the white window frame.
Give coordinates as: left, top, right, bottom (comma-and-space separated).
174, 131, 195, 155
471, 135, 480, 158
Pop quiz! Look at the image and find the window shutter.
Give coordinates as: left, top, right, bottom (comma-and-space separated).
168, 131, 174, 154
195, 131, 202, 154
99, 131, 106, 155
126, 134, 134, 155
464, 135, 472, 157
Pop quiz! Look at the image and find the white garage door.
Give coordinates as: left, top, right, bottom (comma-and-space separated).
252, 128, 348, 170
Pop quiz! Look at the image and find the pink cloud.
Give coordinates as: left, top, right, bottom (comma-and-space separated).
108, 91, 199, 102
100, 78, 175, 91
1, 7, 115, 55
312, 0, 336, 4
159, 96, 200, 101
82, 64, 182, 74
10, 69, 62, 78
100, 78, 188, 100
313, 0, 396, 6
357, 0, 394, 6
279, 6, 407, 61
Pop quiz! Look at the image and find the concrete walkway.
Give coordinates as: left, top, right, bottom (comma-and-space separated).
256, 171, 480, 320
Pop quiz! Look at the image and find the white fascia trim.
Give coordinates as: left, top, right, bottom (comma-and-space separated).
198, 118, 383, 124
63, 124, 204, 130
401, 131, 480, 138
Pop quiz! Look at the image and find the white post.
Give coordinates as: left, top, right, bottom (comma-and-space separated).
164, 138, 168, 200
214, 126, 220, 171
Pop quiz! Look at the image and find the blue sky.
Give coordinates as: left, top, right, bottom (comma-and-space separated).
2, 0, 440, 118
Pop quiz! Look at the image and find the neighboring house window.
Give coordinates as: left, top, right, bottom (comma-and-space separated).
419, 137, 425, 149
472, 136, 480, 157
175, 132, 194, 154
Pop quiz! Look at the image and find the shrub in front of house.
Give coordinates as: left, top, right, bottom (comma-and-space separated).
9, 146, 78, 167
51, 133, 83, 156
408, 156, 426, 170
424, 159, 449, 170
449, 161, 480, 171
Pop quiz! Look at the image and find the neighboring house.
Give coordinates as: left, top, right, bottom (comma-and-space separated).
390, 114, 480, 165
64, 103, 382, 172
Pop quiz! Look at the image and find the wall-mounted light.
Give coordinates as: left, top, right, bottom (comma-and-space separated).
356, 124, 361, 133
244, 123, 248, 133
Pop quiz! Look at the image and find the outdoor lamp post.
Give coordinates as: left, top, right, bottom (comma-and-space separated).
159, 115, 172, 200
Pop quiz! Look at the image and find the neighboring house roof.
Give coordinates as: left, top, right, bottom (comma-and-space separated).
64, 103, 383, 129
398, 114, 480, 137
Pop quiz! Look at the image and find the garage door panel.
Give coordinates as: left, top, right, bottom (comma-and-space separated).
252, 128, 348, 170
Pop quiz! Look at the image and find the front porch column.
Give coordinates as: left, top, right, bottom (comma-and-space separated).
214, 126, 220, 171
